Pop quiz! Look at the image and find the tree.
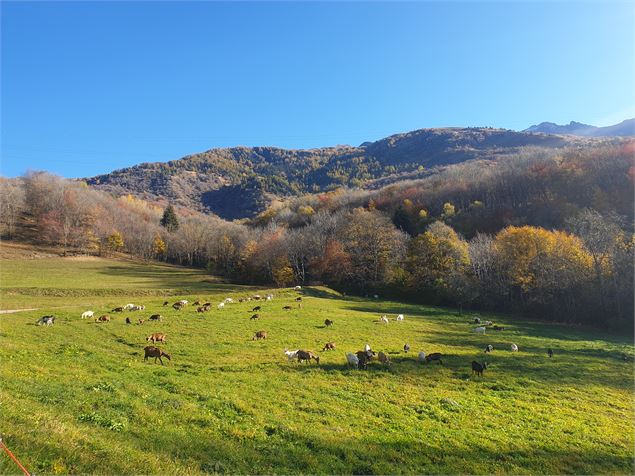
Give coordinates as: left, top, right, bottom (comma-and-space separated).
106, 231, 125, 253
160, 204, 179, 232
152, 235, 167, 257
0, 179, 25, 239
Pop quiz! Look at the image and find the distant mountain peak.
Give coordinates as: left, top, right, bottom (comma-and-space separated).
524, 118, 635, 137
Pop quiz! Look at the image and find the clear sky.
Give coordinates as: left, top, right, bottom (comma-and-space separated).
1, 1, 633, 178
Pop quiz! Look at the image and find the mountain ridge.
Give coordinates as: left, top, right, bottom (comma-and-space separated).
524, 118, 635, 137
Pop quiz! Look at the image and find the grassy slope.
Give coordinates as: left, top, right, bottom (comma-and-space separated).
0, 255, 633, 475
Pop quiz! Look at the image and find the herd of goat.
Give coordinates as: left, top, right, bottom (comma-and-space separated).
35, 286, 556, 375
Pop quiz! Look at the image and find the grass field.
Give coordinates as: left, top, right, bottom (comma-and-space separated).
1, 254, 634, 475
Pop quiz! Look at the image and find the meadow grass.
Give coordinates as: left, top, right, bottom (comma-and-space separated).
0, 256, 633, 474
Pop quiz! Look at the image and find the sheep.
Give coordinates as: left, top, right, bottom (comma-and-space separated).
346, 352, 359, 367
473, 326, 486, 334
322, 342, 336, 351
146, 333, 167, 344
403, 343, 410, 353
111, 307, 124, 313
143, 346, 171, 365
547, 348, 553, 358
296, 350, 319, 364
149, 314, 162, 321
163, 301, 169, 306
81, 311, 94, 319
283, 305, 292, 310
471, 361, 487, 376
484, 344, 493, 353
425, 353, 443, 365
253, 330, 268, 340
95, 315, 110, 323
378, 351, 391, 365
250, 314, 260, 320
379, 315, 389, 324
510, 343, 518, 352
217, 302, 225, 310
324, 319, 334, 327
418, 351, 427, 363
126, 317, 132, 325
294, 286, 302, 291
396, 314, 404, 322
123, 304, 135, 310
252, 306, 262, 312
37, 315, 56, 326
284, 349, 299, 362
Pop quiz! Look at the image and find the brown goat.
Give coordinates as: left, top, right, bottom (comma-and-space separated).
146, 333, 167, 343
425, 352, 443, 364
322, 342, 336, 351
253, 330, 268, 340
356, 350, 374, 369
143, 346, 171, 365
378, 351, 391, 365
296, 350, 320, 364
149, 314, 162, 321
95, 315, 110, 323
172, 302, 184, 311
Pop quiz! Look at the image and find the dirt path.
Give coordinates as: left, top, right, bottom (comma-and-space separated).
0, 308, 38, 314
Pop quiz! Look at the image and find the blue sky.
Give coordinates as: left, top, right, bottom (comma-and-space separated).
1, 1, 633, 178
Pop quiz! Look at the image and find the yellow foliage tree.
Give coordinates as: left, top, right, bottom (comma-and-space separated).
106, 231, 124, 252
152, 235, 167, 256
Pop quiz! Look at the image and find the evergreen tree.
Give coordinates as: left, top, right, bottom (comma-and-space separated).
160, 204, 179, 232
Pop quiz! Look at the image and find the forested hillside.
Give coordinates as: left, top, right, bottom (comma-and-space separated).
85, 127, 603, 219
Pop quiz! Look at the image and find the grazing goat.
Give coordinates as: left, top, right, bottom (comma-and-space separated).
483, 320, 493, 326
296, 350, 320, 364
364, 344, 372, 353
123, 304, 135, 310
250, 314, 260, 320
81, 311, 94, 319
418, 351, 427, 363
346, 352, 359, 367
510, 343, 518, 352
146, 333, 167, 344
295, 297, 302, 302
253, 330, 268, 340
379, 315, 389, 324
283, 305, 292, 310
356, 350, 374, 369
149, 314, 162, 321
95, 315, 110, 323
266, 294, 273, 301
294, 286, 302, 291
403, 343, 410, 353
324, 319, 334, 327
284, 349, 299, 362
177, 300, 188, 305
37, 316, 56, 326
193, 300, 201, 306
172, 302, 184, 311
425, 353, 443, 365
126, 317, 132, 325
163, 301, 169, 306
196, 306, 207, 313
492, 325, 505, 331
253, 295, 262, 300
484, 344, 493, 353
224, 298, 234, 304
396, 314, 404, 321
547, 348, 553, 358
378, 351, 391, 365
130, 305, 145, 311
471, 361, 487, 376
473, 317, 481, 324
252, 306, 262, 312
111, 307, 124, 313
143, 346, 171, 365
217, 302, 225, 310
202, 302, 211, 307
473, 326, 486, 334
322, 342, 336, 351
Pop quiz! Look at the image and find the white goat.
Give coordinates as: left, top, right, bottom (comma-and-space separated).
364, 343, 372, 353
510, 343, 519, 352
396, 314, 404, 321
418, 351, 427, 362
224, 297, 234, 303
81, 311, 94, 319
177, 300, 188, 306
346, 352, 359, 367
294, 286, 302, 290
217, 302, 225, 309
380, 315, 389, 324
473, 326, 486, 334
130, 305, 145, 311
123, 303, 135, 310
284, 349, 299, 362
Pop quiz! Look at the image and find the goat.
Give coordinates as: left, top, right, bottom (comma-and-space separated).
471, 361, 487, 376
266, 294, 273, 301
130, 305, 145, 311
111, 307, 124, 313
379, 315, 389, 324
217, 302, 225, 309
149, 314, 162, 321
425, 353, 443, 365
81, 311, 94, 319
484, 344, 493, 353
95, 315, 110, 323
396, 314, 404, 321
250, 314, 260, 320
224, 298, 234, 304
294, 286, 302, 291
252, 306, 262, 312
403, 343, 410, 353
37, 315, 56, 326
322, 342, 336, 351
296, 350, 320, 364
510, 343, 518, 352
196, 306, 207, 313
473, 326, 486, 334
252, 295, 262, 300
483, 320, 493, 326
146, 333, 167, 343
126, 317, 132, 325
163, 301, 169, 306
202, 302, 211, 307
177, 300, 188, 305
284, 349, 299, 362
295, 297, 302, 302
547, 348, 553, 358
473, 317, 481, 324
143, 346, 171, 365
172, 302, 184, 311
418, 351, 427, 363
356, 350, 374, 369
324, 319, 334, 327
123, 304, 135, 310
346, 352, 359, 367
137, 319, 145, 325
492, 325, 505, 331
193, 300, 201, 306
378, 351, 391, 365
253, 330, 268, 340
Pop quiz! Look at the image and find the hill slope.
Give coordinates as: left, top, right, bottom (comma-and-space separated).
524, 118, 635, 137
85, 127, 598, 219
